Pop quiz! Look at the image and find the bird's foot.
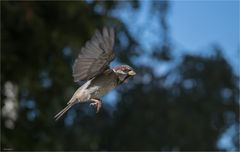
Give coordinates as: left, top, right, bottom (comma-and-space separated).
90, 98, 102, 113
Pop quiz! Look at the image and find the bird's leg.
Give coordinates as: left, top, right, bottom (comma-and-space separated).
90, 98, 102, 113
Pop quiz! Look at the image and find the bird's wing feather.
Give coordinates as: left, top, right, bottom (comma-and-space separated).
72, 27, 115, 82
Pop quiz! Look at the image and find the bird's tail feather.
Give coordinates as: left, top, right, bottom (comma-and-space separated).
54, 79, 94, 121
54, 103, 74, 121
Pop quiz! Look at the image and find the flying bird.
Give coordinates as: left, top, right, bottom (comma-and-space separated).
54, 27, 136, 120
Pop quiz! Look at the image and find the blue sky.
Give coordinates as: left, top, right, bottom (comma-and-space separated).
170, 1, 239, 51
111, 0, 239, 75
110, 0, 239, 77
169, 0, 239, 75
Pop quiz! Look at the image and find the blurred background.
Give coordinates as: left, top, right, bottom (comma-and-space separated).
1, 1, 239, 151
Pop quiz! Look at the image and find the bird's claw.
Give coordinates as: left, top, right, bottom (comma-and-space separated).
90, 99, 102, 113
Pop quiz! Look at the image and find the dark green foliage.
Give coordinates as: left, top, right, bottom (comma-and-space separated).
1, 1, 239, 151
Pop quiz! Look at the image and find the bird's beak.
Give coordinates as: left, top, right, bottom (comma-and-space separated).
128, 70, 136, 76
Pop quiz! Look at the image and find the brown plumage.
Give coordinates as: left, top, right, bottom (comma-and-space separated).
54, 27, 136, 121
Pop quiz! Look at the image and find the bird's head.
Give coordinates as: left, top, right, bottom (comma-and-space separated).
113, 65, 136, 84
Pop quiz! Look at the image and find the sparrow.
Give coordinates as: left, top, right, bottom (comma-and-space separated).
54, 27, 136, 120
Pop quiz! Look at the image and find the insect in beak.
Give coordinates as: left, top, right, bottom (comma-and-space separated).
128, 70, 136, 76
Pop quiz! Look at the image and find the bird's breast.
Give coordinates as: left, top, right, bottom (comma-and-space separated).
89, 72, 118, 98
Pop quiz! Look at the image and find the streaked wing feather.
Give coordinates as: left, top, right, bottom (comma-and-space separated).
73, 27, 115, 82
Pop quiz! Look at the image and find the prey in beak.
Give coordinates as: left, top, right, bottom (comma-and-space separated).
124, 70, 136, 83
128, 70, 136, 76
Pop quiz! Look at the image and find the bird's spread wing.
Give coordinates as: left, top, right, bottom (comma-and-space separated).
72, 27, 115, 82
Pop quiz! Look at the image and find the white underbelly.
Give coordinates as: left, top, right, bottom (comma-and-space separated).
91, 81, 116, 98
